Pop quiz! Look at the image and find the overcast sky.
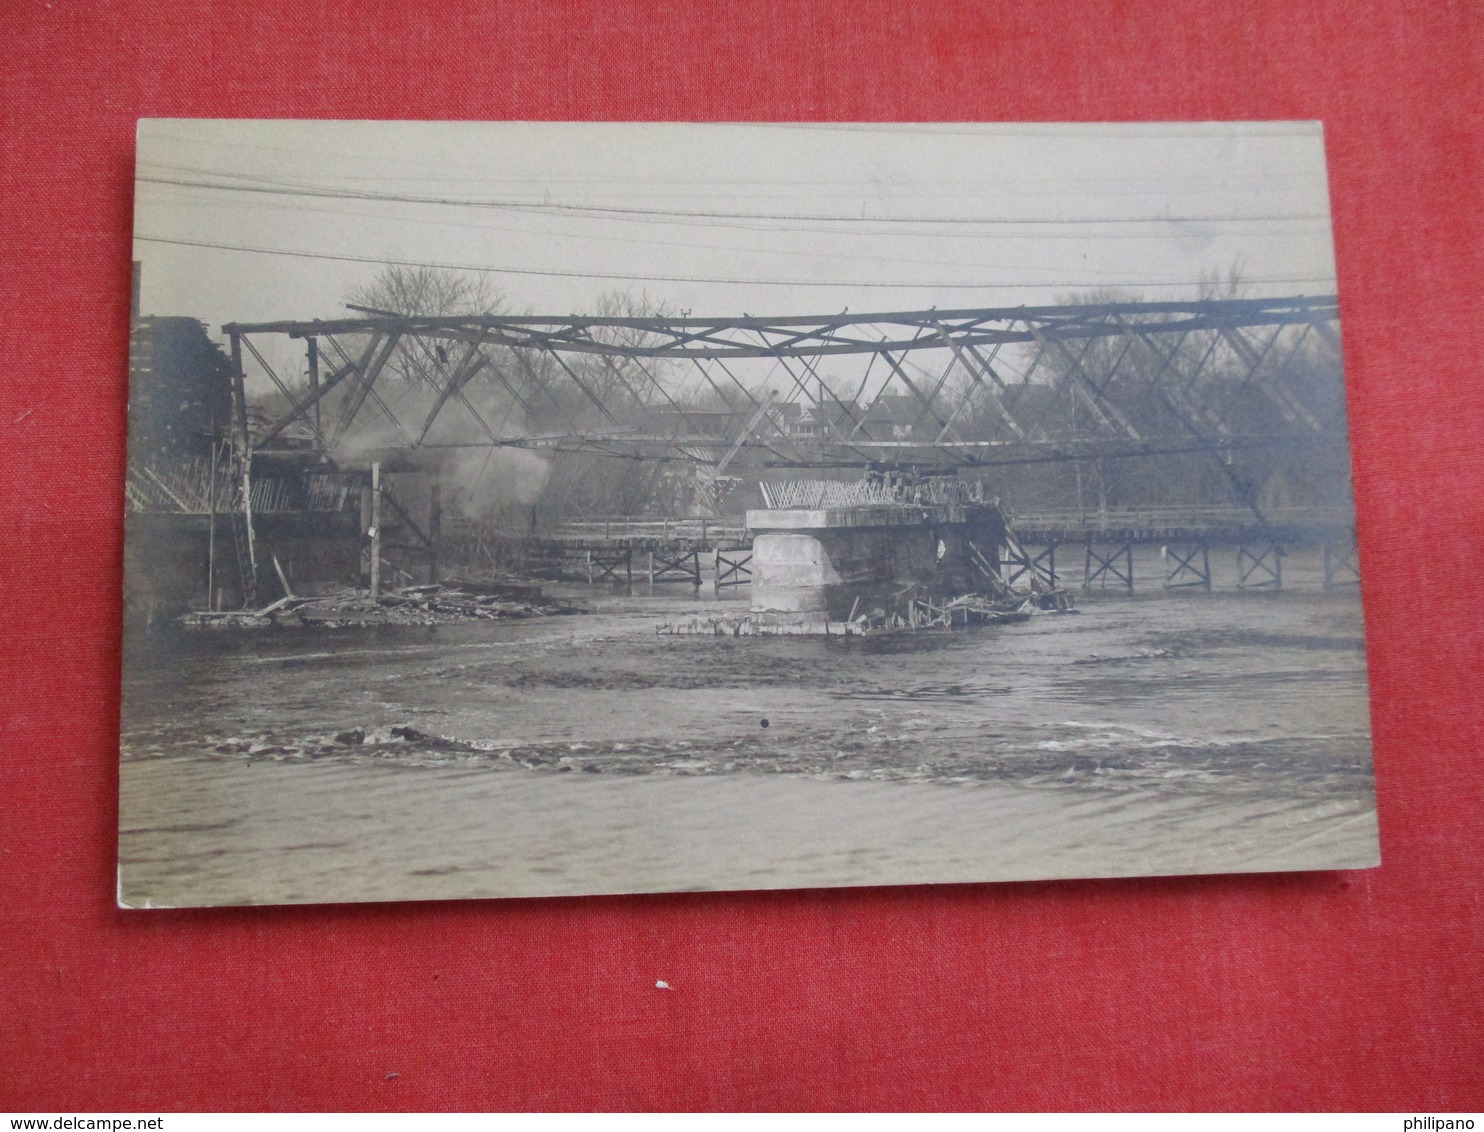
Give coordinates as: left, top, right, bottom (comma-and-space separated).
133, 120, 1339, 340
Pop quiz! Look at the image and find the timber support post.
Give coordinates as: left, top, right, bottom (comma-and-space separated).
369, 461, 382, 599
306, 337, 321, 449
228, 331, 257, 606
206, 433, 218, 610
359, 474, 374, 589
428, 478, 442, 584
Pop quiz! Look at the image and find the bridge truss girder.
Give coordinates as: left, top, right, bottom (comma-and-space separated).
223, 296, 1345, 491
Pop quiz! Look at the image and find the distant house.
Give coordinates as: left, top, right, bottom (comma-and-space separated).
860, 393, 922, 439
776, 397, 863, 441
790, 403, 821, 438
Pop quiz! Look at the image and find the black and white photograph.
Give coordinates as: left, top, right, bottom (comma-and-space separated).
120, 120, 1377, 907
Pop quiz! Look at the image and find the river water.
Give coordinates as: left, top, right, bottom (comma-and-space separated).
118, 550, 1379, 906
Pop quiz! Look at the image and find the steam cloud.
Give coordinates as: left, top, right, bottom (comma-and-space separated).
331, 365, 550, 523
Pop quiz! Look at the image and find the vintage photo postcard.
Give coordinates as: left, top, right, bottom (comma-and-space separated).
120, 121, 1377, 907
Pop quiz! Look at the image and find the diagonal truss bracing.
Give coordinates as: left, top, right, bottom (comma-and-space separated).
224, 295, 1344, 478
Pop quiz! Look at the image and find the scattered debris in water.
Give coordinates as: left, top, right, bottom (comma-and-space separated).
1073, 647, 1177, 666
181, 577, 585, 630
657, 590, 1074, 637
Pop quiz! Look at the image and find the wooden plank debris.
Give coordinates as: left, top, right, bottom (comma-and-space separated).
180, 577, 584, 630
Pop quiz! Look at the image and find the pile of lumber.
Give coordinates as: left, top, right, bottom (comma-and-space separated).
182, 577, 582, 630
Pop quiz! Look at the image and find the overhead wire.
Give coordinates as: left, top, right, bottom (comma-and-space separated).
136, 156, 1319, 194
139, 179, 1326, 242
134, 234, 1338, 292
136, 173, 1330, 227
140, 187, 1320, 281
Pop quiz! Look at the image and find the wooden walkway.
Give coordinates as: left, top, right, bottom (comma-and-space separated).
1002, 507, 1359, 592
480, 520, 751, 590
477, 506, 1359, 594
1005, 505, 1354, 544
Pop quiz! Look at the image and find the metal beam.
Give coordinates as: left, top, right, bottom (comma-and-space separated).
413, 339, 490, 446
328, 330, 394, 443
222, 297, 1340, 361
221, 297, 1343, 474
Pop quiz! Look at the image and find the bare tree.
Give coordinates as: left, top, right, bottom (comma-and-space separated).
343, 266, 506, 393
347, 264, 501, 320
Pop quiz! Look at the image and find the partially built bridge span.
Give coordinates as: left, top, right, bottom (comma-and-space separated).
131, 296, 1351, 612
223, 294, 1345, 485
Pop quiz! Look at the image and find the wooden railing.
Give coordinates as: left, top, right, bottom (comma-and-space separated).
124, 452, 354, 515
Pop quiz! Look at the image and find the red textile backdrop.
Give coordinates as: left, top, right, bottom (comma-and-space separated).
2, 0, 1480, 1112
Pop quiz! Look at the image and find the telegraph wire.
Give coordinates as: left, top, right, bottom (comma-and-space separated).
138, 156, 1318, 193
142, 181, 1324, 242
143, 191, 1309, 281
135, 233, 1338, 292
136, 175, 1330, 227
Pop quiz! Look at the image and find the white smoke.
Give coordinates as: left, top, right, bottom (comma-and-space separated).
330, 354, 551, 523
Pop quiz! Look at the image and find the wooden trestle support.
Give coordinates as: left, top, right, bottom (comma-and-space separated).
1084, 541, 1135, 593
585, 548, 633, 586
1002, 528, 1058, 591
713, 549, 753, 592
1163, 544, 1212, 590
646, 547, 704, 590
1236, 541, 1284, 589
1322, 539, 1361, 590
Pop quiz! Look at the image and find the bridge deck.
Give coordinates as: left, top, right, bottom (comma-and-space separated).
523, 508, 1355, 549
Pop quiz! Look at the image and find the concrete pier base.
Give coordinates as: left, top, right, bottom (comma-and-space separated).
745, 504, 1008, 630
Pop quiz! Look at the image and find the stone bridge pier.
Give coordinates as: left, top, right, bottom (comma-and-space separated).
745, 505, 1008, 631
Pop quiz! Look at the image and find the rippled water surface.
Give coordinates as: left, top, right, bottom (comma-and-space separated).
119, 580, 1379, 905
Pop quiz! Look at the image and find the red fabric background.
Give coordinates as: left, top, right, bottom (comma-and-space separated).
2, 0, 1480, 1112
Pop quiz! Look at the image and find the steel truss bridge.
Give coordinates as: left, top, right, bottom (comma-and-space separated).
223, 295, 1345, 516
